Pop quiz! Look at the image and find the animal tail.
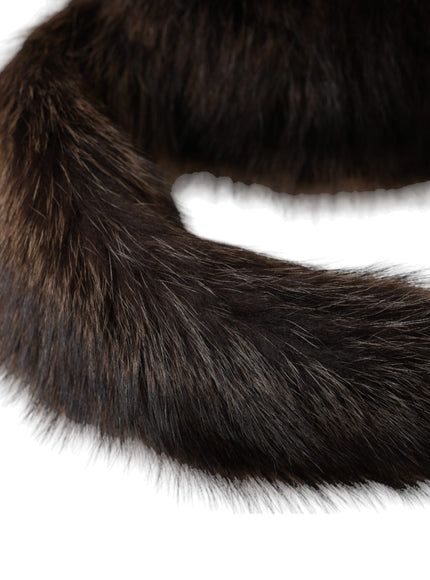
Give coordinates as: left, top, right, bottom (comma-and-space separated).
1, 1, 430, 490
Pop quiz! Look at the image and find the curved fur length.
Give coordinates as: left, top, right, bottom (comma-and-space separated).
1, 0, 430, 490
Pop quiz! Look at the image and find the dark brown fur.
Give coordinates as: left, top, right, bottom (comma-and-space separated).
1, 0, 430, 491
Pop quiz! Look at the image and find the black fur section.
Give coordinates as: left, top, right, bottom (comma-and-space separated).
0, 0, 430, 491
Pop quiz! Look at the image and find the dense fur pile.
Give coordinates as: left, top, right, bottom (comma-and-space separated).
1, 0, 430, 491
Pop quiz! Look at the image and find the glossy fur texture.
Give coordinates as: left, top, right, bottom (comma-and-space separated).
1, 0, 430, 491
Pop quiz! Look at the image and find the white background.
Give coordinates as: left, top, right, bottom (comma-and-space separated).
0, 2, 429, 578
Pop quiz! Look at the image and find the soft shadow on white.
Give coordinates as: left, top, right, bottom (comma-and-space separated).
173, 172, 430, 277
